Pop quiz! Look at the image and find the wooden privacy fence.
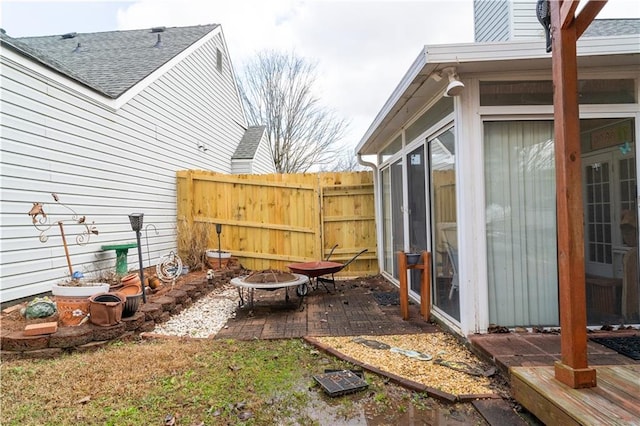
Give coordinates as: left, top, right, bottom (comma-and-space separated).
176, 170, 378, 277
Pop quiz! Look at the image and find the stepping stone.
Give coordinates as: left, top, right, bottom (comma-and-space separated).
472, 399, 529, 426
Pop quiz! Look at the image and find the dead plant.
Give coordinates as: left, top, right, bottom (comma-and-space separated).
176, 220, 209, 271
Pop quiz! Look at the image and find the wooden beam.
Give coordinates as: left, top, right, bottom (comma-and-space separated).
398, 251, 410, 320
559, 0, 580, 29
575, 0, 608, 37
550, 0, 597, 389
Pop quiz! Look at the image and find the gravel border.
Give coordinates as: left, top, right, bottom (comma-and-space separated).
151, 285, 239, 338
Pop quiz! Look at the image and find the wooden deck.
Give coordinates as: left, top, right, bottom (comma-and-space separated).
511, 365, 640, 425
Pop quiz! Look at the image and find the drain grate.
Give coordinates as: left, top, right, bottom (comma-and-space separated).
313, 370, 368, 397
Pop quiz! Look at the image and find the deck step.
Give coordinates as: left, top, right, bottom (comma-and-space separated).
511, 365, 640, 426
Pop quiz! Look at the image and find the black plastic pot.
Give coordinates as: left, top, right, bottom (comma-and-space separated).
123, 293, 142, 317
406, 253, 421, 265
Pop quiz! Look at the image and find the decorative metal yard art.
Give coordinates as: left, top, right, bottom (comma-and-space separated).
28, 193, 99, 277
144, 223, 159, 266
157, 251, 183, 288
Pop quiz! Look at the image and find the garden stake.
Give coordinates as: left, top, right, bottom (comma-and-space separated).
144, 223, 159, 266
216, 223, 222, 268
57, 221, 74, 276
129, 213, 147, 303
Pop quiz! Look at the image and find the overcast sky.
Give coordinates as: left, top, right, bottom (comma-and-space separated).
2, 0, 639, 155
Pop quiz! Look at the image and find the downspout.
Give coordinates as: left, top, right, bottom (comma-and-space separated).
357, 154, 383, 273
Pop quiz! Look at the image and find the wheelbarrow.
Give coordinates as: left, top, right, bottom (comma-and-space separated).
287, 245, 368, 294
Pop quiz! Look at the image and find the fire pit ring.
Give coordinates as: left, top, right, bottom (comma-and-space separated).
230, 272, 309, 308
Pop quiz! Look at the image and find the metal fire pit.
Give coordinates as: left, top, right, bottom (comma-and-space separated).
230, 273, 309, 308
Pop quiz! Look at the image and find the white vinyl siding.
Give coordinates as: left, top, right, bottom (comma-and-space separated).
512, 1, 544, 40
231, 160, 253, 174
0, 31, 248, 301
474, 0, 510, 42
474, 0, 542, 43
251, 133, 276, 174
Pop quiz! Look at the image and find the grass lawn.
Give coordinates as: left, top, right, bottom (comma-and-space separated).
2, 337, 488, 425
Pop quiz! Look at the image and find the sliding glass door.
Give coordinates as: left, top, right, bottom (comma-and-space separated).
430, 127, 459, 321
484, 120, 558, 327
407, 145, 428, 295
381, 160, 404, 279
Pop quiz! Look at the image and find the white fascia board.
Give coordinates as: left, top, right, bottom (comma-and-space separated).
356, 35, 640, 154
424, 35, 639, 67
355, 47, 429, 154
1, 45, 117, 111
216, 26, 249, 129
114, 26, 222, 109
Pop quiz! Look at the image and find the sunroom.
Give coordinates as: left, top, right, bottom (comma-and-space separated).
356, 35, 639, 337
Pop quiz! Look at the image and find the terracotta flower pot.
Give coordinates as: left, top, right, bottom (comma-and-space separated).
120, 273, 141, 290
120, 284, 142, 296
52, 283, 110, 326
206, 250, 231, 269
89, 293, 125, 326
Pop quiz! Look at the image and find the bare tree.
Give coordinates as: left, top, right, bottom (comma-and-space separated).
321, 150, 367, 172
239, 50, 349, 173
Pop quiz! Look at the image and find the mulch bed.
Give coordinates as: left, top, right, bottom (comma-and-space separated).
590, 335, 640, 360
372, 291, 400, 306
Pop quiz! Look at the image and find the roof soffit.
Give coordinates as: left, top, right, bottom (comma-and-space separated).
357, 35, 640, 155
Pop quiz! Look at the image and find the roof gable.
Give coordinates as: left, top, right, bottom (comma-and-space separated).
233, 126, 267, 159
2, 25, 218, 98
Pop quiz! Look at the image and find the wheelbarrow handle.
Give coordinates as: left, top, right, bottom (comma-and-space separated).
325, 243, 339, 261
342, 248, 368, 269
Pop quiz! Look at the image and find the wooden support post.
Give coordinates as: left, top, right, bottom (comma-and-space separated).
398, 250, 432, 321
398, 251, 409, 320
420, 251, 431, 321
550, 0, 596, 389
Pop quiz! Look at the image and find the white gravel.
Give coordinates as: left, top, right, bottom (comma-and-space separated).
151, 285, 240, 338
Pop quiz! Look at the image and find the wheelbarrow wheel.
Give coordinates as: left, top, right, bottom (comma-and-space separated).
296, 283, 309, 297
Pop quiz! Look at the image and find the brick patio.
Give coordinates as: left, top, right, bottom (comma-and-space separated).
215, 277, 439, 340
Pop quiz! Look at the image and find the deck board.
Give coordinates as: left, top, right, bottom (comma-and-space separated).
511, 365, 640, 426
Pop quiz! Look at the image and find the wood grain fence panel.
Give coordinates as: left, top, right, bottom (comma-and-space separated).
318, 171, 376, 276
177, 170, 378, 275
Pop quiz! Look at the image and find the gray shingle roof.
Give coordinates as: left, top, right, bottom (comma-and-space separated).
584, 19, 640, 37
233, 126, 266, 159
1, 25, 218, 98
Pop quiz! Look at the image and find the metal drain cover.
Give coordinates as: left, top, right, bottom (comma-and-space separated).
313, 370, 368, 397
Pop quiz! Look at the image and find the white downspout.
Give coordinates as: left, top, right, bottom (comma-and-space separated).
357, 154, 383, 273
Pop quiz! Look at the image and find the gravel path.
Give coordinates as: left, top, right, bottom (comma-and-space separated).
151, 285, 240, 338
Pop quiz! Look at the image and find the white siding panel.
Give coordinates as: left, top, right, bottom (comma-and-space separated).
252, 133, 276, 174
231, 159, 253, 174
512, 0, 543, 40
474, 0, 510, 42
1, 31, 250, 301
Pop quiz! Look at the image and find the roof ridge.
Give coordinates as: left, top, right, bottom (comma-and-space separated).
13, 23, 220, 40
6, 24, 220, 99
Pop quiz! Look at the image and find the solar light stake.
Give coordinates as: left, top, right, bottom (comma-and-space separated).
216, 224, 222, 268
129, 213, 146, 303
